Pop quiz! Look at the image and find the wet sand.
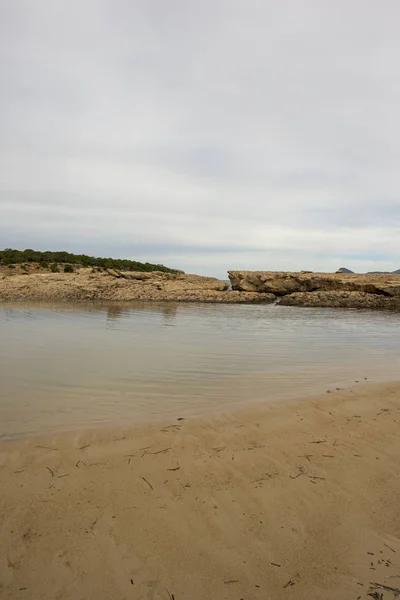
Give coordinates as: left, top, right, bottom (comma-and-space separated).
1, 382, 400, 599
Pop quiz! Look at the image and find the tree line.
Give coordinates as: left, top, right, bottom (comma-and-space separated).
0, 248, 179, 273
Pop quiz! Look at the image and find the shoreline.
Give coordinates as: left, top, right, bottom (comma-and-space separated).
0, 267, 273, 305
2, 377, 399, 443
0, 296, 271, 305
1, 267, 400, 309
1, 381, 400, 599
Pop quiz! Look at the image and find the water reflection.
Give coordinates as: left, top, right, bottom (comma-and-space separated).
1, 301, 399, 439
104, 302, 177, 326
161, 304, 177, 323
106, 304, 126, 321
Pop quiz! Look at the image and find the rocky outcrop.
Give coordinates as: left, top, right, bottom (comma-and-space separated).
228, 271, 400, 310
0, 268, 275, 304
3, 266, 399, 309
229, 271, 339, 295
279, 291, 400, 310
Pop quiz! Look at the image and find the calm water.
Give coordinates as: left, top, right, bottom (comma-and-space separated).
1, 301, 400, 439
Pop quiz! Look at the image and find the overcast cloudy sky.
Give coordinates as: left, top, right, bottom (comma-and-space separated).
1, 1, 399, 276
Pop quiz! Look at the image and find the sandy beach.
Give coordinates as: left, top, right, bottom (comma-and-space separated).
1, 382, 400, 600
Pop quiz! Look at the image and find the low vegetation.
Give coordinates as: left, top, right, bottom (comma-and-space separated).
0, 248, 179, 273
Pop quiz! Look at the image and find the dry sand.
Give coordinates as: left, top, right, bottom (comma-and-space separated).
1, 382, 400, 600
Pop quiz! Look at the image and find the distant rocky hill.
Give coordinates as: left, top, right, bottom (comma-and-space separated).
337, 267, 400, 275
367, 269, 400, 274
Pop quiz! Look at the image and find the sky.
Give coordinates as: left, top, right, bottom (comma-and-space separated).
1, 1, 400, 277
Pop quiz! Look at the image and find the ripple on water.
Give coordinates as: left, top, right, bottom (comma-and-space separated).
1, 301, 400, 438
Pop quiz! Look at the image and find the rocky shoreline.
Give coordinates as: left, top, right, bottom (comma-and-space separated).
229, 270, 400, 310
0, 266, 273, 304
1, 265, 400, 309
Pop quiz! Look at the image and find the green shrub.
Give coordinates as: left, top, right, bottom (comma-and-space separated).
8, 264, 15, 269
50, 263, 59, 273
64, 264, 74, 273
0, 248, 179, 274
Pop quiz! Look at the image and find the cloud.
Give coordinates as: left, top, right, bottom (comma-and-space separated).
1, 0, 400, 276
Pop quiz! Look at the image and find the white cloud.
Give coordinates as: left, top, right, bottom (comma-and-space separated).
1, 0, 400, 276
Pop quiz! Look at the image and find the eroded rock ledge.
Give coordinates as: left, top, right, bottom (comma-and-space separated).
2, 266, 399, 309
0, 267, 275, 304
228, 271, 400, 310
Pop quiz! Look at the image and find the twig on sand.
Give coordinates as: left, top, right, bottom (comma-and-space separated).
57, 474, 70, 478
140, 448, 151, 458
369, 581, 400, 595
75, 460, 85, 468
45, 466, 54, 477
384, 543, 396, 553
141, 476, 154, 490
298, 454, 313, 462
271, 562, 281, 567
167, 464, 180, 471
140, 447, 171, 457
35, 445, 58, 451
290, 465, 305, 479
113, 436, 126, 442
290, 466, 325, 483
309, 440, 327, 444
212, 446, 227, 453
376, 409, 390, 417
153, 447, 172, 455
165, 589, 175, 600
161, 425, 181, 432
283, 579, 296, 588
79, 444, 91, 450
126, 454, 135, 464
252, 474, 273, 483
224, 580, 239, 584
